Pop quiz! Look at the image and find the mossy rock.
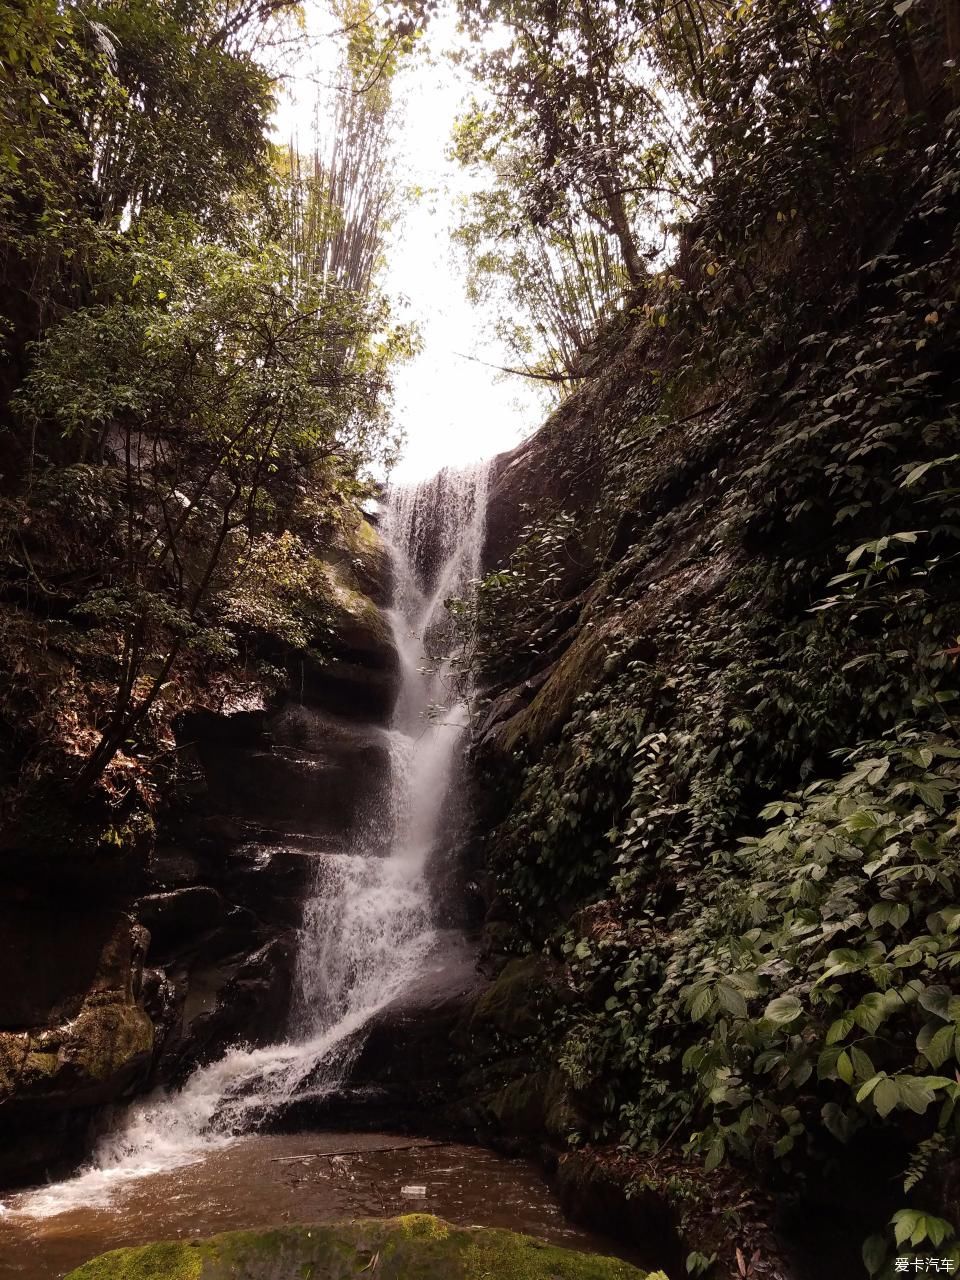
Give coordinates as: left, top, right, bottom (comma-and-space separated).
1, 1002, 153, 1105
465, 955, 561, 1042
64, 1213, 657, 1280
479, 1067, 583, 1143
65, 1001, 155, 1084
321, 562, 396, 660
484, 1070, 552, 1134
348, 517, 393, 605
326, 514, 393, 606
498, 620, 609, 755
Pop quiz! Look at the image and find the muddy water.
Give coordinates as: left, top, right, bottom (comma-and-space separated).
0, 1132, 634, 1279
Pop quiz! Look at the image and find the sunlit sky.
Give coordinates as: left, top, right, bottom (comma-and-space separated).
274, 5, 550, 484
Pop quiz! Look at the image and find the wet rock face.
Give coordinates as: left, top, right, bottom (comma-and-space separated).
0, 910, 154, 1185
178, 706, 394, 845
137, 888, 225, 954
0, 560, 402, 1186
280, 549, 400, 723
331, 514, 394, 609
133, 567, 401, 1087
482, 425, 604, 581
64, 1213, 656, 1280
142, 703, 396, 1083
0, 905, 142, 1031
286, 932, 485, 1135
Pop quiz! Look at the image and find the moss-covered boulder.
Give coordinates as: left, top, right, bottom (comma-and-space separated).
460, 954, 571, 1053
65, 1214, 658, 1280
0, 909, 153, 1111
466, 955, 549, 1037
341, 514, 393, 606
291, 555, 399, 723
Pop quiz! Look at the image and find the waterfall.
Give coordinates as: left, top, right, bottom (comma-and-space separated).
9, 461, 490, 1218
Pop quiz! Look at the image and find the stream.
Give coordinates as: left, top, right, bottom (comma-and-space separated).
0, 1131, 639, 1279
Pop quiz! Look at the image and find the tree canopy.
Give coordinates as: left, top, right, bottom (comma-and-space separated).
0, 0, 419, 796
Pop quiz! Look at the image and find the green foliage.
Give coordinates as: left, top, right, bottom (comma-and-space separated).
452, 506, 580, 685
220, 530, 337, 651
9, 224, 401, 791
468, 64, 960, 1273
453, 0, 948, 383
0, 0, 415, 803
680, 734, 960, 1159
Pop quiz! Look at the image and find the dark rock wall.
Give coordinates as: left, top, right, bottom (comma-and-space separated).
0, 528, 402, 1188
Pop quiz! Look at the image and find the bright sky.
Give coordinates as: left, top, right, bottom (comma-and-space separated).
274, 5, 550, 484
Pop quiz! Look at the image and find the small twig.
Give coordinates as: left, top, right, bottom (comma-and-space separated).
452, 350, 577, 383
271, 1141, 447, 1163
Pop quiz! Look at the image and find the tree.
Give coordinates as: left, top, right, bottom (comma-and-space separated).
452, 0, 943, 382
453, 124, 632, 385
457, 0, 701, 280
16, 231, 399, 794
452, 0, 699, 379
281, 13, 397, 303
0, 0, 301, 471
0, 0, 424, 801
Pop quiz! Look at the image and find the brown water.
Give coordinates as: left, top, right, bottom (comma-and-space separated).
0, 1132, 634, 1279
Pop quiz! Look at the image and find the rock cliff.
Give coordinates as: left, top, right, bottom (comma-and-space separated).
452, 102, 960, 1279
0, 514, 401, 1186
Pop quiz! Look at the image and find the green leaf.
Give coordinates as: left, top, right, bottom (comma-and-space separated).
850, 1047, 876, 1081
868, 902, 910, 929
819, 947, 862, 980
856, 1074, 884, 1103
854, 992, 888, 1034
874, 1077, 899, 1118
862, 1233, 887, 1276
845, 810, 880, 832
923, 1215, 953, 1247
896, 1076, 936, 1115
837, 1050, 854, 1084
918, 1023, 957, 1069
919, 986, 953, 1020
691, 987, 714, 1021
826, 1012, 856, 1044
817, 1046, 842, 1079
703, 1133, 725, 1172
822, 1101, 851, 1143
893, 1209, 921, 1246
717, 982, 748, 1019
764, 994, 803, 1024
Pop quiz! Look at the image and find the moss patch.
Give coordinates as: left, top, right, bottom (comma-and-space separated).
65, 1240, 204, 1280
67, 1002, 155, 1082
321, 562, 395, 658
65, 1215, 651, 1280
500, 620, 609, 754
468, 956, 551, 1037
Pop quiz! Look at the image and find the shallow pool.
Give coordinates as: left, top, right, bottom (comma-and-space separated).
0, 1131, 636, 1278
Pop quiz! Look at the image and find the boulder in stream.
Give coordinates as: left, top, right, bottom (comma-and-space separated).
64, 1213, 659, 1279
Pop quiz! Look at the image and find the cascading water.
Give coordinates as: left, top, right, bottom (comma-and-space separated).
7, 460, 490, 1219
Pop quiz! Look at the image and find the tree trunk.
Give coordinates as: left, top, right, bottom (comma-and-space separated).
596, 174, 645, 289
883, 0, 926, 116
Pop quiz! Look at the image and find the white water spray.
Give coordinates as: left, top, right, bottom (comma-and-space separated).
7, 461, 490, 1219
